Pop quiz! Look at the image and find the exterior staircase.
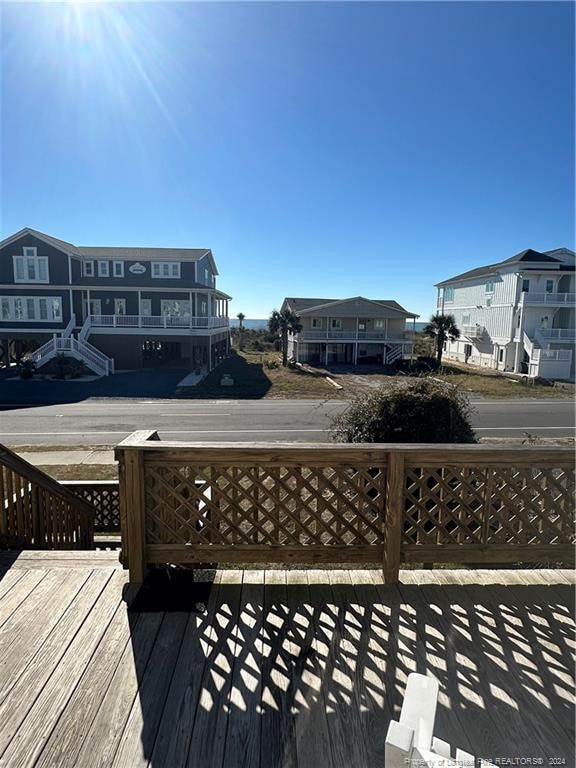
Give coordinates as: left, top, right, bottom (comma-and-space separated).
385, 344, 405, 365
24, 315, 114, 376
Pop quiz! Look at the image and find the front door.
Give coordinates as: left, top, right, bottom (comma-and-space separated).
140, 298, 152, 316
89, 299, 102, 317
114, 298, 126, 316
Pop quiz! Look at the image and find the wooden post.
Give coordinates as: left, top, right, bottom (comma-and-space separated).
31, 485, 42, 547
383, 451, 404, 584
121, 448, 147, 585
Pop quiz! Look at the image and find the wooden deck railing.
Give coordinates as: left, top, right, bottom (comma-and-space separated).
62, 480, 120, 532
0, 445, 95, 549
115, 432, 575, 584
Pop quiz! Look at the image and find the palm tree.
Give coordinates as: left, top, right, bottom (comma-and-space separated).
236, 312, 245, 351
423, 313, 460, 368
268, 309, 302, 367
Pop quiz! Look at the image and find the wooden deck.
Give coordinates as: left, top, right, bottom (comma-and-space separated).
0, 552, 574, 768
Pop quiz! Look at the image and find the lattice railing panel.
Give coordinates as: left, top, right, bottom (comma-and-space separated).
64, 481, 120, 532
402, 465, 575, 548
144, 463, 386, 547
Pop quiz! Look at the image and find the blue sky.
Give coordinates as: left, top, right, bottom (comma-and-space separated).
1, 1, 574, 319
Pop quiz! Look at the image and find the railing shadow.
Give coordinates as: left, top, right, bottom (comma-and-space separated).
123, 574, 575, 768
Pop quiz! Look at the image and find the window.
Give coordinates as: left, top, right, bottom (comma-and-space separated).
444, 287, 454, 302
52, 298, 62, 320
114, 298, 126, 315
486, 298, 492, 307
464, 344, 472, 358
374, 319, 385, 329
330, 319, 342, 329
521, 279, 530, 293
201, 301, 207, 314
499, 349, 504, 362
545, 280, 554, 293
311, 318, 322, 329
462, 314, 470, 326
161, 300, 191, 317
113, 261, 124, 278
140, 298, 152, 316
358, 322, 366, 331
98, 261, 110, 277
485, 280, 494, 293
13, 249, 49, 283
0, 296, 62, 322
205, 268, 210, 284
83, 261, 94, 277
152, 262, 181, 279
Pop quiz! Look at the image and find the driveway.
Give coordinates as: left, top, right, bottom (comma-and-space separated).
0, 368, 189, 406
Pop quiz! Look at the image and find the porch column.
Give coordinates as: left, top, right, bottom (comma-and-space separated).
325, 344, 329, 367
208, 338, 212, 371
353, 342, 358, 366
514, 292, 526, 373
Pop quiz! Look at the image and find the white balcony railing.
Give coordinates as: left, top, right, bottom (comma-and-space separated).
461, 324, 485, 339
296, 330, 408, 341
89, 314, 229, 330
532, 348, 573, 362
522, 292, 575, 305
535, 327, 575, 340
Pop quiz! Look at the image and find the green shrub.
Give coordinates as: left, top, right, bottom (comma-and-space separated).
18, 358, 36, 379
50, 354, 90, 379
331, 378, 477, 443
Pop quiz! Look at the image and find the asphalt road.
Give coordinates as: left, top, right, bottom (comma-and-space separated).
0, 398, 573, 446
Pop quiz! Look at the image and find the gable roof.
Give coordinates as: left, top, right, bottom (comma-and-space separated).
0, 227, 217, 272
436, 248, 565, 286
283, 296, 418, 318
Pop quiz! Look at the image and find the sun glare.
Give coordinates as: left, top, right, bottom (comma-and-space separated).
30, 0, 187, 144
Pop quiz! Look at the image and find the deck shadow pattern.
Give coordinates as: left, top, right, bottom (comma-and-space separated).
127, 572, 574, 768
0, 563, 573, 768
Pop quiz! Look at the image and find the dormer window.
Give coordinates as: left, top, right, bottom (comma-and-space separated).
98, 261, 110, 277
83, 261, 94, 277
13, 248, 49, 283
152, 262, 180, 279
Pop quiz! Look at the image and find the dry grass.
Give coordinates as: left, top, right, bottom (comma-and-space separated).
432, 364, 574, 399
36, 464, 118, 481
179, 350, 341, 400
328, 364, 574, 400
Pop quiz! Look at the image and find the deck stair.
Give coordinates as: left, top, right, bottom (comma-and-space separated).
23, 314, 114, 376
0, 443, 94, 549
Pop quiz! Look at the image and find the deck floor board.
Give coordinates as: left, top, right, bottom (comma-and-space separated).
0, 554, 573, 768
